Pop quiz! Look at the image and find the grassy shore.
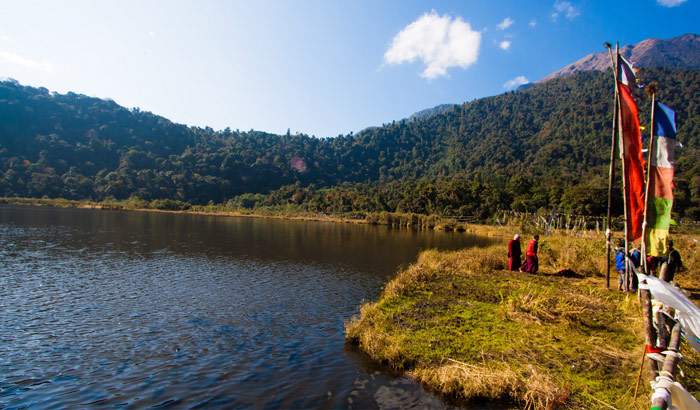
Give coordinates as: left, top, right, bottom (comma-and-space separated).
345, 230, 700, 409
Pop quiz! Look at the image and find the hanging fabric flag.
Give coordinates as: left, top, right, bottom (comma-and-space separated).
654, 101, 677, 139
618, 83, 645, 242
635, 272, 700, 354
646, 102, 677, 256
618, 55, 639, 89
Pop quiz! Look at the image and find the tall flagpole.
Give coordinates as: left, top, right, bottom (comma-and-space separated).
615, 45, 631, 291
640, 83, 663, 382
641, 83, 659, 274
605, 42, 619, 289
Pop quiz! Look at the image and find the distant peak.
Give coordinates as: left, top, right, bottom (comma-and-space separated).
537, 33, 700, 83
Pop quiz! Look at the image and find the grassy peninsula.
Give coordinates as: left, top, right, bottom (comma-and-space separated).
345, 230, 700, 409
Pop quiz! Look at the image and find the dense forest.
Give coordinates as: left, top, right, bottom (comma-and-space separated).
1, 66, 699, 220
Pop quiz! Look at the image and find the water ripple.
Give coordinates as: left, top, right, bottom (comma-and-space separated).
0, 206, 497, 409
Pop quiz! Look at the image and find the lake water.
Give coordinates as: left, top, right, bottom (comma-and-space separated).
0, 205, 497, 409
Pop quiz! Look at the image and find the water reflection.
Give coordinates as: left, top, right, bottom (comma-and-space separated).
0, 205, 497, 409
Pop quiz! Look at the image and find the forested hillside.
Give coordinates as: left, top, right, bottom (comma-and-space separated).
1, 66, 699, 219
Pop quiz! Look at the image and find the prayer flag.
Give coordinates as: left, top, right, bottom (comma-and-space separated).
646, 101, 677, 256
618, 55, 638, 89
654, 102, 677, 140
618, 83, 645, 242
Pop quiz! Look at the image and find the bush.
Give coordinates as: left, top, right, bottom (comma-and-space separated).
148, 198, 191, 211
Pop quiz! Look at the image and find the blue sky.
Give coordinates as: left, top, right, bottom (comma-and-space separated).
0, 0, 697, 138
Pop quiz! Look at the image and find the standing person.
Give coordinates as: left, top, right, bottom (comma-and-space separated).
629, 244, 641, 270
666, 239, 683, 282
508, 234, 522, 271
647, 256, 659, 277
615, 245, 626, 291
519, 235, 539, 273
628, 244, 640, 291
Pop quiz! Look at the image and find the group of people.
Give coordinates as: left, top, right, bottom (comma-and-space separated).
614, 244, 640, 291
507, 234, 683, 285
615, 239, 683, 291
507, 234, 539, 273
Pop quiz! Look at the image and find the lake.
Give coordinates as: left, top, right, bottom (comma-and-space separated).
0, 205, 497, 409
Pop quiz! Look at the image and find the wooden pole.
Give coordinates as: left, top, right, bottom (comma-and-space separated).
651, 323, 682, 410
656, 308, 669, 350
641, 86, 658, 275
605, 42, 620, 289
641, 280, 660, 379
656, 278, 676, 350
633, 349, 646, 404
546, 206, 557, 237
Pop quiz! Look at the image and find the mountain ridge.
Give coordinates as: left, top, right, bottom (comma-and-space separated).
414, 33, 700, 124
538, 33, 700, 83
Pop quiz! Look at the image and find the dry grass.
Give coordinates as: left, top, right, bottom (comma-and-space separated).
413, 360, 519, 401
506, 282, 615, 325
379, 246, 508, 299
412, 360, 569, 410
344, 301, 408, 368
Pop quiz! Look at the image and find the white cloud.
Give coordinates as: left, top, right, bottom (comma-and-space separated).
656, 0, 687, 6
497, 17, 514, 30
148, 31, 156, 38
551, 0, 580, 21
503, 75, 529, 89
0, 50, 52, 72
384, 10, 481, 79
499, 40, 512, 50
529, 19, 537, 27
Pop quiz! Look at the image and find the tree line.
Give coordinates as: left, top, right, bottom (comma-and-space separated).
0, 66, 698, 220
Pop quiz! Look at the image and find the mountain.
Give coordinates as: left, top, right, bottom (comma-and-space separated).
1, 66, 699, 219
420, 34, 699, 129
407, 104, 457, 122
538, 33, 700, 83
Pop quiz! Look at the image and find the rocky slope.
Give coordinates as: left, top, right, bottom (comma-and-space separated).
537, 33, 700, 83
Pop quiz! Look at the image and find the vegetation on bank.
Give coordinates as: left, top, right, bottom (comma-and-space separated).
7, 196, 700, 239
0, 196, 486, 231
345, 229, 700, 409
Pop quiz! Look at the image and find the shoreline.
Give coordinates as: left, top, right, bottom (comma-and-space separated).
0, 196, 510, 236
0, 196, 360, 223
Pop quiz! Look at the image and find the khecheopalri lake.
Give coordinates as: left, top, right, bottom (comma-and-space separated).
0, 205, 497, 409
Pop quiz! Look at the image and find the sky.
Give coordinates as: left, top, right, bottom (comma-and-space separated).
0, 0, 698, 138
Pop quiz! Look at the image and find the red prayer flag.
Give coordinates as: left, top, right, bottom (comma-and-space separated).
618, 83, 645, 242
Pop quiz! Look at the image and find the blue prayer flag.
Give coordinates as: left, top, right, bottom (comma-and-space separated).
654, 102, 677, 140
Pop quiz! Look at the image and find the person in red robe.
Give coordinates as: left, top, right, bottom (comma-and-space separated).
519, 235, 539, 273
507, 234, 521, 271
